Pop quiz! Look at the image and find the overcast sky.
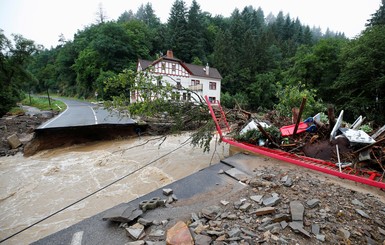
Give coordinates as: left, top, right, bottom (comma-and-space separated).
0, 0, 381, 48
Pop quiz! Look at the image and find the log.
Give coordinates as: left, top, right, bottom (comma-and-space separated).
293, 98, 307, 136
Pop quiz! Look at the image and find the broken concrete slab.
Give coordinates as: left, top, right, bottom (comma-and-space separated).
102, 205, 142, 223
290, 201, 304, 221
163, 188, 173, 196
225, 168, 251, 181
126, 223, 145, 240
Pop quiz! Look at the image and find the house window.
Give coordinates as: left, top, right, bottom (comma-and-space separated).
176, 81, 182, 90
161, 62, 166, 70
209, 97, 216, 103
172, 92, 180, 100
209, 82, 216, 90
191, 80, 200, 86
131, 91, 136, 100
182, 93, 191, 101
172, 64, 176, 72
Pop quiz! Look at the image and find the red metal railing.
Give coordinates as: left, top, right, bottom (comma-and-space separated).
205, 96, 385, 189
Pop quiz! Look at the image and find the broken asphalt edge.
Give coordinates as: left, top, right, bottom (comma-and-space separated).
31, 160, 246, 245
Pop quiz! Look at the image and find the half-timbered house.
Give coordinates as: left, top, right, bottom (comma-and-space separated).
133, 50, 222, 103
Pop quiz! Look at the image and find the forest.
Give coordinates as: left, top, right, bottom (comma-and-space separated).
1, 0, 385, 125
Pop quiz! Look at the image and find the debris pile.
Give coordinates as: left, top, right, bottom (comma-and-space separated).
230, 104, 385, 176
102, 167, 385, 244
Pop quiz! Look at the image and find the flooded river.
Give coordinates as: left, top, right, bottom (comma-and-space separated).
0, 133, 228, 244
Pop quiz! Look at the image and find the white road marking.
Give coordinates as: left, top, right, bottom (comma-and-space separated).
70, 231, 84, 245
40, 100, 69, 129
90, 106, 98, 124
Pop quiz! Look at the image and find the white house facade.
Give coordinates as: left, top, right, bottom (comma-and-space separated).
133, 50, 222, 104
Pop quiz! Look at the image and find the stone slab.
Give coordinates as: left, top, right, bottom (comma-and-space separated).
225, 168, 251, 181
290, 201, 304, 221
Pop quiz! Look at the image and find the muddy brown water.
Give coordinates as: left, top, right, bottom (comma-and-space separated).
0, 133, 228, 244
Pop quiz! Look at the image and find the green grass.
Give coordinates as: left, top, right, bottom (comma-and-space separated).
21, 96, 67, 112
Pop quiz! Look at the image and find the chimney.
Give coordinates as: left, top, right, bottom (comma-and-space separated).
166, 50, 173, 58
205, 63, 209, 76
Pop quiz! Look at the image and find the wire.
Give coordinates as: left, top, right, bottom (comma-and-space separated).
0, 137, 192, 243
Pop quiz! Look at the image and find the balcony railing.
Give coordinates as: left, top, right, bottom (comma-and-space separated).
189, 84, 203, 91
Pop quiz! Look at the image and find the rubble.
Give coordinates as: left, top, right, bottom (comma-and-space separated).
103, 165, 385, 244
231, 102, 385, 187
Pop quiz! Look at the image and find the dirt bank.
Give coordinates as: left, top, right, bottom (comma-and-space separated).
0, 113, 50, 156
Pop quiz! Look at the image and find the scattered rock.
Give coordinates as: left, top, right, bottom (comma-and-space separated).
272, 213, 290, 223
352, 198, 365, 207
239, 202, 252, 211
378, 227, 385, 236
281, 175, 293, 187
220, 200, 229, 206
7, 134, 22, 149
289, 222, 311, 238
306, 199, 320, 208
250, 195, 263, 203
262, 196, 280, 207
166, 221, 193, 245
355, 209, 370, 219
337, 228, 350, 240
148, 229, 165, 239
316, 234, 326, 242
290, 201, 304, 221
138, 218, 152, 226
251, 207, 275, 216
194, 234, 212, 245
227, 227, 241, 238
126, 223, 145, 240
162, 188, 173, 196
201, 205, 221, 220
125, 241, 145, 245
311, 224, 320, 235
280, 221, 288, 229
